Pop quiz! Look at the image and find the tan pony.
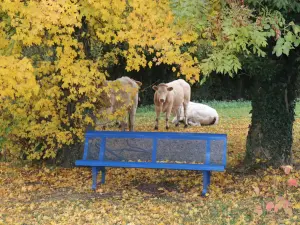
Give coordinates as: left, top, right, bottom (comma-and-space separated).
97, 76, 142, 131
152, 79, 190, 130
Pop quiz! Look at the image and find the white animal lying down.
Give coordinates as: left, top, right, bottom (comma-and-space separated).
172, 102, 219, 126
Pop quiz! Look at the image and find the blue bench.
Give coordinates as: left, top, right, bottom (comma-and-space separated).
75, 131, 227, 195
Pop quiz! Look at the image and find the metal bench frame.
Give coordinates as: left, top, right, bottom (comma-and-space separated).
75, 131, 227, 195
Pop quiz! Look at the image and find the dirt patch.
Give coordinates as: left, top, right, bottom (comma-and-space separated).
136, 181, 181, 195
137, 183, 164, 195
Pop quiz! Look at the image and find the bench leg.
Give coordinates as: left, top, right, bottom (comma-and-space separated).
92, 167, 99, 190
100, 167, 106, 184
202, 171, 211, 196
92, 167, 106, 190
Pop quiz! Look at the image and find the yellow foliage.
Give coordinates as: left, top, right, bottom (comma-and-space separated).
81, 0, 200, 78
0, 0, 202, 160
0, 56, 39, 100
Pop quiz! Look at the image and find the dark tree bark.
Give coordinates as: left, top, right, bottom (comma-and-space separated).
55, 143, 84, 168
245, 53, 299, 167
55, 122, 95, 167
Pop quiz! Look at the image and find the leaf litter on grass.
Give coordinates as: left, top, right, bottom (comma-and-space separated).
1, 103, 300, 225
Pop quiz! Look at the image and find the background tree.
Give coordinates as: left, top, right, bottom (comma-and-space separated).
244, 0, 300, 166
169, 0, 300, 167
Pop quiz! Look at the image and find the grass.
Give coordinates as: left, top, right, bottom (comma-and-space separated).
1, 101, 300, 225
136, 101, 252, 132
138, 100, 300, 119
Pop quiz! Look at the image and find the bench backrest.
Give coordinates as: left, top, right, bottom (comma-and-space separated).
82, 131, 227, 167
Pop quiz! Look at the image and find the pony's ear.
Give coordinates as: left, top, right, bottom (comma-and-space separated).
167, 87, 173, 91
152, 85, 158, 91
135, 81, 142, 87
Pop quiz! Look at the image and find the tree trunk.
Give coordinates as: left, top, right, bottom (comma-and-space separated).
55, 121, 95, 168
245, 55, 298, 167
55, 142, 84, 168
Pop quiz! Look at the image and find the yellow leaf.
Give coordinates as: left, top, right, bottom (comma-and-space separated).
293, 203, 300, 209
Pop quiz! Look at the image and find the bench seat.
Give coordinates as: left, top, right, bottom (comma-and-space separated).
75, 131, 227, 196
76, 160, 225, 171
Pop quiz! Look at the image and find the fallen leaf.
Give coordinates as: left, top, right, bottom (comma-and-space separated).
275, 196, 285, 202
280, 165, 293, 175
293, 203, 300, 209
292, 216, 298, 220
284, 207, 293, 216
253, 186, 260, 195
266, 202, 274, 212
274, 204, 280, 213
282, 200, 291, 209
96, 188, 103, 193
287, 178, 298, 187
21, 186, 27, 192
254, 205, 263, 216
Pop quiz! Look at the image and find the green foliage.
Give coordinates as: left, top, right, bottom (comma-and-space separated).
272, 30, 300, 56
171, 0, 300, 77
170, 0, 212, 31
245, 1, 300, 57
171, 1, 281, 77
246, 0, 300, 13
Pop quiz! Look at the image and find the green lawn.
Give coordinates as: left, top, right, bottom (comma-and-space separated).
137, 100, 300, 119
